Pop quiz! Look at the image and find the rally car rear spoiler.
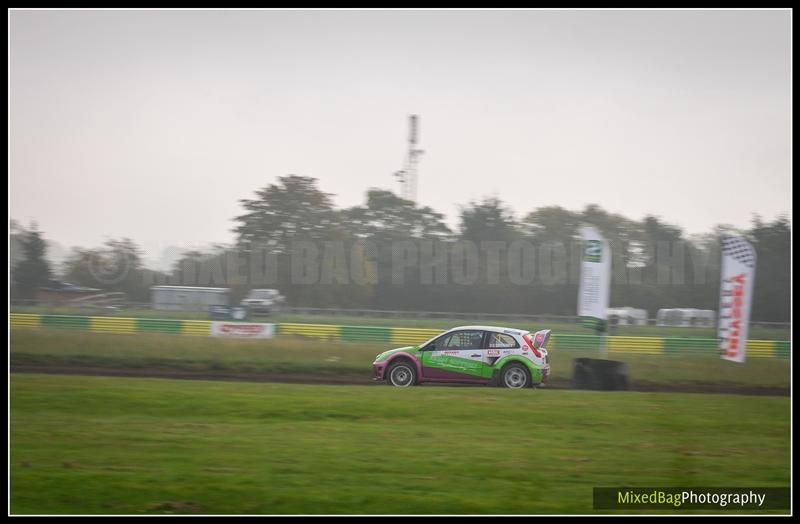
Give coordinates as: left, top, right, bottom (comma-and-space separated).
531, 329, 552, 350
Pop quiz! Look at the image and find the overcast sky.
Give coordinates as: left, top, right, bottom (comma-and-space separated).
9, 9, 791, 267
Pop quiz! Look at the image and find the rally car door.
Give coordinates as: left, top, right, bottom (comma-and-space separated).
421, 329, 486, 379
481, 331, 522, 377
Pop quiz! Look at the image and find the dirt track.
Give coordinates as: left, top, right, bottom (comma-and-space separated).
11, 365, 790, 396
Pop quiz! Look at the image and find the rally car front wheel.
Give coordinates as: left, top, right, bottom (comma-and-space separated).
387, 361, 417, 387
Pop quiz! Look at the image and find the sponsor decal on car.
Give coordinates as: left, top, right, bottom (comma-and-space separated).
487, 349, 501, 357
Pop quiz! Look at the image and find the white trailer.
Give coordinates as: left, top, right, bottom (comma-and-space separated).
151, 286, 230, 311
656, 308, 716, 327
607, 307, 648, 326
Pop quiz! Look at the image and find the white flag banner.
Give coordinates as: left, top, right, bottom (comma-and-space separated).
718, 235, 757, 363
577, 226, 611, 324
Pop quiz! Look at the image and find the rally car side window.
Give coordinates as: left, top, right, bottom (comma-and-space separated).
440, 330, 484, 350
486, 332, 519, 349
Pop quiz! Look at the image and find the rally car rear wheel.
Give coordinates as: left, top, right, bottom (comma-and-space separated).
501, 363, 530, 389
388, 361, 416, 387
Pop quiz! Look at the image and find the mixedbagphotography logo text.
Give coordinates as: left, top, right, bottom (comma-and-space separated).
593, 487, 790, 510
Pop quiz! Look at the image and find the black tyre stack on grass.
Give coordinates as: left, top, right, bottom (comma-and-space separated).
572, 358, 630, 391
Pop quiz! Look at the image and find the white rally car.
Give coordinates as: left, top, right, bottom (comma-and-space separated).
372, 325, 552, 388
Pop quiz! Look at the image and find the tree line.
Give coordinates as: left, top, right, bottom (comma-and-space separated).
11, 175, 791, 321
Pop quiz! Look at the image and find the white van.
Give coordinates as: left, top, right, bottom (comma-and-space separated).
240, 289, 285, 315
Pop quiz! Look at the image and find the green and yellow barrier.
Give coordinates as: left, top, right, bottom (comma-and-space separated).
90, 317, 137, 334
10, 313, 40, 329
8, 313, 791, 358
279, 323, 341, 340
607, 336, 664, 355
180, 320, 213, 336
391, 328, 441, 346
136, 318, 183, 335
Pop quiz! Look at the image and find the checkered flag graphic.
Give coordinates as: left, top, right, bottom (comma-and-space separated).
721, 235, 756, 269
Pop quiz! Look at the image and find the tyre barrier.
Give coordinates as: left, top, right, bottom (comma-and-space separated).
572, 358, 630, 391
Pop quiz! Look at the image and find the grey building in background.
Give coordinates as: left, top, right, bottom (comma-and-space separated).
151, 286, 230, 311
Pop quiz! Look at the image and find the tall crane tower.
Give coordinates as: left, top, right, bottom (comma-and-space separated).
393, 115, 425, 202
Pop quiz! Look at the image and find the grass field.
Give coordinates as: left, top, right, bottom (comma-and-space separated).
10, 305, 791, 340
10, 374, 790, 514
10, 329, 791, 388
